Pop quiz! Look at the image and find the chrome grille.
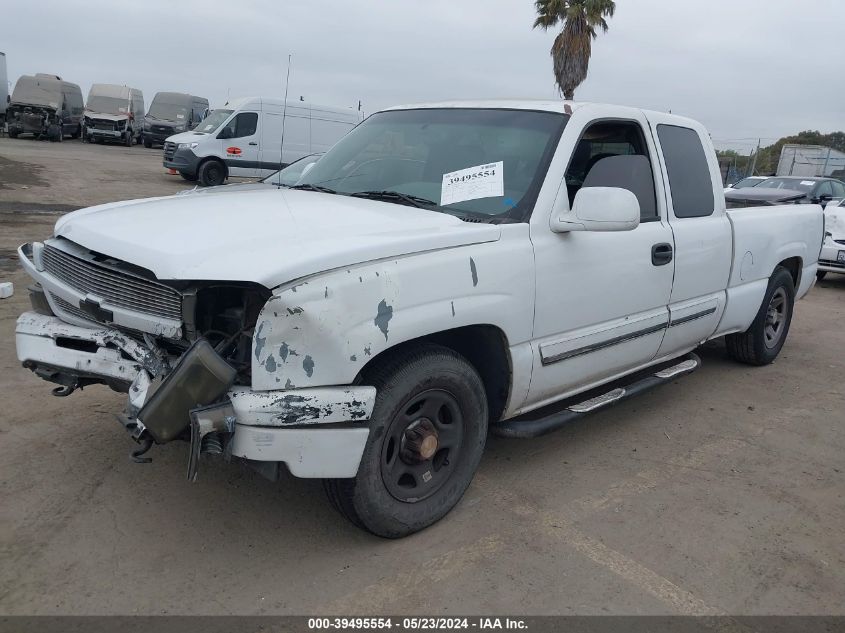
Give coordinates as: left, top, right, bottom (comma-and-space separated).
93, 120, 116, 131
42, 245, 183, 321
163, 141, 176, 160
50, 293, 95, 323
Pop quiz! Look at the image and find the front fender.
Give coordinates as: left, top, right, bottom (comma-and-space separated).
250, 227, 534, 391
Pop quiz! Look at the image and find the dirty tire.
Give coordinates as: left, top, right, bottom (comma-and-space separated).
144, 138, 153, 149
9, 130, 18, 139
726, 267, 795, 366
323, 344, 488, 538
179, 171, 198, 182
124, 130, 132, 147
71, 125, 80, 139
198, 159, 225, 187
816, 271, 827, 281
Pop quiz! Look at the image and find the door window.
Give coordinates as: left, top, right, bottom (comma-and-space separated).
816, 181, 834, 199
565, 120, 658, 220
830, 180, 845, 198
656, 125, 715, 218
220, 112, 258, 139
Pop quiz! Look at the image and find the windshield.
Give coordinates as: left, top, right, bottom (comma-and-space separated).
87, 95, 128, 115
732, 177, 764, 189
263, 154, 321, 186
196, 109, 233, 134
297, 108, 568, 221
757, 178, 814, 193
148, 99, 189, 122
11, 77, 62, 109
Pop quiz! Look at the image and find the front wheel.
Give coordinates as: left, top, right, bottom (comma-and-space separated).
197, 159, 226, 187
816, 271, 827, 281
124, 130, 132, 147
726, 267, 795, 366
144, 138, 153, 149
324, 344, 488, 538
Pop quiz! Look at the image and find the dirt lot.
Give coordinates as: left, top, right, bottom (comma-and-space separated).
0, 137, 843, 616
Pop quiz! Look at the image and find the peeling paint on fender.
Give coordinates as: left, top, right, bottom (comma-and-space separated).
374, 299, 393, 341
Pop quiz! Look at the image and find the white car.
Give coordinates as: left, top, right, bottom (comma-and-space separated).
819, 200, 845, 279
15, 100, 823, 537
724, 175, 768, 194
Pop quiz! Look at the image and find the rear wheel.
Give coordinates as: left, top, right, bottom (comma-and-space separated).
198, 159, 225, 187
726, 267, 795, 366
9, 130, 18, 139
179, 171, 198, 182
324, 344, 488, 538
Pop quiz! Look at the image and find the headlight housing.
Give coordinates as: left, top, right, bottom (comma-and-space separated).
178, 142, 199, 150
143, 121, 151, 131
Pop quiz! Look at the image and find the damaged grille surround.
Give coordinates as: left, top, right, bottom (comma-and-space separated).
20, 239, 272, 388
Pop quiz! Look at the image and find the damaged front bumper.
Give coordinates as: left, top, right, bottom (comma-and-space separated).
16, 311, 375, 479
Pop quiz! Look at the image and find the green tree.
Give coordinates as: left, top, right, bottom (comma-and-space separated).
533, 0, 616, 100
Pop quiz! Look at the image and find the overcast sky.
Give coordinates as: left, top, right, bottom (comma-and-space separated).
3, 0, 843, 153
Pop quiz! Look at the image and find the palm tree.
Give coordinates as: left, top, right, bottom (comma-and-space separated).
533, 0, 616, 100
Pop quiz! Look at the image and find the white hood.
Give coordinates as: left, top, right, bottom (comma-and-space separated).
165, 130, 207, 144
53, 189, 501, 288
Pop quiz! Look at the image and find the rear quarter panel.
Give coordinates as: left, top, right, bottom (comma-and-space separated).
715, 204, 823, 337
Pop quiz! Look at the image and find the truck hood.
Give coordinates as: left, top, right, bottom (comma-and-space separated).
85, 111, 129, 122
53, 189, 501, 288
725, 188, 807, 204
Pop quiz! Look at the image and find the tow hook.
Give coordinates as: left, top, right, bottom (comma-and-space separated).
187, 401, 237, 482
51, 384, 77, 397
131, 437, 154, 464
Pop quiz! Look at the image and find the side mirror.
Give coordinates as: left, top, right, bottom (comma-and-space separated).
552, 187, 641, 233
218, 127, 232, 139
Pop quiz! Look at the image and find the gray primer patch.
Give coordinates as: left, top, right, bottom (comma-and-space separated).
302, 355, 315, 377
350, 354, 357, 361
374, 299, 393, 341
364, 346, 372, 356
287, 306, 304, 315
265, 355, 277, 373
285, 378, 294, 389
451, 301, 455, 317
470, 258, 478, 287
324, 286, 328, 298
279, 342, 290, 362
254, 322, 268, 360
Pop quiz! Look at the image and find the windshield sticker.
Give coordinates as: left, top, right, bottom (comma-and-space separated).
176, 114, 185, 119
800, 181, 815, 186
441, 161, 504, 206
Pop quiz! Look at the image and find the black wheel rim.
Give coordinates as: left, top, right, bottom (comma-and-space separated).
764, 287, 788, 349
380, 389, 464, 503
208, 165, 222, 184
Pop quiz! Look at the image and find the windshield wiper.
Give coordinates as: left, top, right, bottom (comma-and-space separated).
349, 190, 438, 209
290, 183, 338, 194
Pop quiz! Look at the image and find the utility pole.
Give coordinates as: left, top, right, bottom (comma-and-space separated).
822, 146, 832, 176
747, 138, 761, 177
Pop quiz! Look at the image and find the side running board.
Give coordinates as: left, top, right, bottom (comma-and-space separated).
492, 353, 701, 439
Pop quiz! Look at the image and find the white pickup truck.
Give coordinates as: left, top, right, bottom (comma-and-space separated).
15, 100, 823, 538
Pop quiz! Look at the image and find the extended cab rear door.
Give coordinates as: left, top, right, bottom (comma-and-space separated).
525, 105, 675, 409
646, 113, 731, 358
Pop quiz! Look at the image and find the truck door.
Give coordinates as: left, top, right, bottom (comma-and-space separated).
525, 109, 675, 409
648, 115, 732, 358
219, 111, 260, 177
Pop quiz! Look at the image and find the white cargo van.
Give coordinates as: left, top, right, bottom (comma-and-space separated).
84, 84, 145, 146
162, 97, 362, 186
